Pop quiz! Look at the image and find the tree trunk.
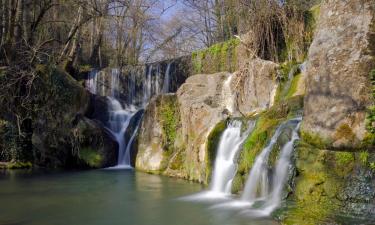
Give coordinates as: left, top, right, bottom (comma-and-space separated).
14, 0, 23, 45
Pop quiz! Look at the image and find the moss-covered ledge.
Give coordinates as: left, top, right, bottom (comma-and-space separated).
281, 146, 375, 225
192, 38, 240, 74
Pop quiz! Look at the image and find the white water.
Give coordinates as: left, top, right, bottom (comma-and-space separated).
182, 120, 255, 200
241, 123, 286, 202
259, 120, 301, 215
111, 68, 120, 98
106, 97, 136, 167
162, 63, 171, 93
86, 70, 98, 94
86, 64, 174, 168
210, 118, 301, 217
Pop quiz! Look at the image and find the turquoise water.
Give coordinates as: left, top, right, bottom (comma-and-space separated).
0, 169, 277, 225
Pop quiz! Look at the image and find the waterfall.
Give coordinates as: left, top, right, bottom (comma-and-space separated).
86, 70, 98, 94
162, 63, 171, 93
238, 118, 302, 216
210, 120, 255, 195
143, 65, 153, 106
111, 68, 120, 98
106, 97, 135, 167
260, 120, 301, 214
86, 63, 175, 169
241, 124, 286, 202
181, 120, 255, 200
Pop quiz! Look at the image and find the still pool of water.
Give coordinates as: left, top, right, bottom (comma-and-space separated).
0, 169, 277, 225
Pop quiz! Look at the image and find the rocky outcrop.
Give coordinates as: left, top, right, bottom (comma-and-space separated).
232, 58, 279, 115
137, 72, 234, 182
31, 67, 118, 168
136, 94, 180, 172
301, 0, 375, 149
136, 57, 281, 182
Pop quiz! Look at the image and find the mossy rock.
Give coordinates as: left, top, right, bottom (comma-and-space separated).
0, 161, 32, 169
283, 147, 375, 224
79, 147, 103, 168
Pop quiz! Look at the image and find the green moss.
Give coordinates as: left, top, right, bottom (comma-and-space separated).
335, 152, 355, 176
79, 65, 92, 73
284, 147, 343, 225
205, 120, 227, 183
159, 96, 179, 153
300, 130, 331, 149
79, 147, 103, 168
286, 73, 302, 98
366, 70, 375, 139
275, 62, 300, 103
191, 38, 240, 74
359, 151, 369, 165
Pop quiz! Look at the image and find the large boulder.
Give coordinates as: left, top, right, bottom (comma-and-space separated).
232, 58, 279, 115
31, 66, 117, 168
137, 73, 234, 182
301, 0, 375, 149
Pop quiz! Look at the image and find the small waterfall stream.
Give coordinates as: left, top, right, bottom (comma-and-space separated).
182, 120, 255, 200
241, 123, 287, 202
211, 120, 255, 195
200, 118, 302, 218
237, 118, 301, 216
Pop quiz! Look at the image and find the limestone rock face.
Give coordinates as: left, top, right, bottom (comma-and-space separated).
136, 95, 174, 172
232, 58, 279, 115
302, 0, 375, 148
176, 72, 233, 182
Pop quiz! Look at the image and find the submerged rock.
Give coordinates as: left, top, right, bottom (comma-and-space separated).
302, 0, 375, 149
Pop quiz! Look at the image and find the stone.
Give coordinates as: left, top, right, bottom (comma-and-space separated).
302, 0, 375, 149
232, 58, 279, 116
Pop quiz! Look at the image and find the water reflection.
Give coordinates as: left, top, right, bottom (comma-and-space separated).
0, 170, 277, 225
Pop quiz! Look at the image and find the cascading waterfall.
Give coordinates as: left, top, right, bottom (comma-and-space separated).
111, 68, 120, 98
259, 120, 301, 214
210, 120, 255, 195
241, 124, 287, 202
238, 118, 302, 216
182, 120, 255, 200
86, 70, 98, 94
210, 118, 301, 217
106, 97, 135, 167
86, 64, 174, 168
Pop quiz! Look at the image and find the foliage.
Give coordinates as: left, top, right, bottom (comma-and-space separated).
366, 70, 375, 136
